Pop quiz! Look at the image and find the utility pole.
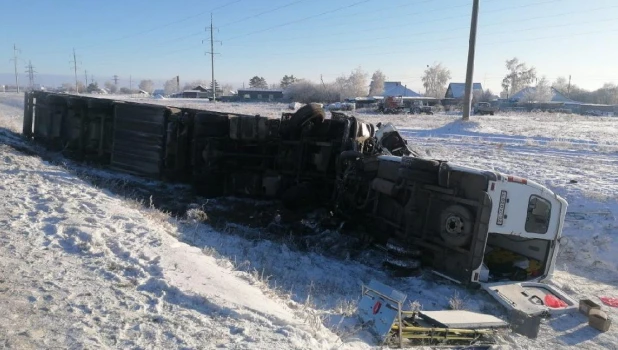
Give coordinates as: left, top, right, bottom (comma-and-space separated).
10, 44, 20, 93
567, 75, 572, 97
85, 70, 88, 86
113, 75, 119, 85
91, 75, 94, 85
70, 48, 80, 93
25, 60, 36, 90
204, 13, 221, 103
129, 75, 132, 91
462, 0, 479, 121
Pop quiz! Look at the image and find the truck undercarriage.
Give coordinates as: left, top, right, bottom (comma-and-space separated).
22, 92, 575, 315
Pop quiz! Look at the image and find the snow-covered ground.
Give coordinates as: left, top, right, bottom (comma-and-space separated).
1, 92, 618, 349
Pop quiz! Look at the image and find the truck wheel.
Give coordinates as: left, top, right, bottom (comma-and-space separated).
440, 205, 473, 247
412, 108, 421, 115
490, 112, 495, 116
401, 156, 440, 172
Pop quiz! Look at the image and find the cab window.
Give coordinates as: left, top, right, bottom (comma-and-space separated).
525, 195, 551, 234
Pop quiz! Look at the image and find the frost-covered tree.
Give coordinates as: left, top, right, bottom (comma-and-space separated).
284, 80, 340, 104
334, 67, 368, 99
368, 70, 385, 96
521, 77, 552, 103
422, 63, 451, 98
163, 78, 179, 95
220, 83, 234, 96
61, 82, 75, 92
104, 81, 118, 94
280, 75, 297, 89
249, 76, 268, 89
138, 79, 154, 93
552, 76, 569, 94
502, 58, 536, 97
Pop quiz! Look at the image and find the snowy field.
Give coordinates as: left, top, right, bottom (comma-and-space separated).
1, 92, 618, 349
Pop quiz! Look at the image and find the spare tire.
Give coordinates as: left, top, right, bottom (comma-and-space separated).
282, 103, 325, 137
439, 205, 473, 247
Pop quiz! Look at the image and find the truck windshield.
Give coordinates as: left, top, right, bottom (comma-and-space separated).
525, 195, 551, 234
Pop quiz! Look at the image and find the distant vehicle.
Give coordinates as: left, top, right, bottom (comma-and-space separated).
473, 102, 497, 115
378, 97, 434, 115
409, 100, 434, 115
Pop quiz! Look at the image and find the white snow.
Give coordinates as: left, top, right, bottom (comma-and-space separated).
1, 92, 618, 349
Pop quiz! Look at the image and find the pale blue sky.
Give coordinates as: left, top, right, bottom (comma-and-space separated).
1, 0, 617, 93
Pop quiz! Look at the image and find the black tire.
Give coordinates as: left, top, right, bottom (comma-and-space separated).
398, 168, 437, 184
400, 156, 440, 172
490, 112, 495, 116
281, 103, 325, 138
439, 205, 473, 247
412, 107, 421, 115
291, 103, 325, 128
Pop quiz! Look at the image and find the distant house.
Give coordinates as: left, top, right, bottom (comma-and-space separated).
445, 83, 483, 99
382, 82, 420, 97
510, 86, 576, 103
237, 88, 284, 101
179, 90, 210, 98
153, 89, 165, 96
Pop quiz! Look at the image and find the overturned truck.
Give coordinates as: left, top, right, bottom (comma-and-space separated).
22, 92, 575, 316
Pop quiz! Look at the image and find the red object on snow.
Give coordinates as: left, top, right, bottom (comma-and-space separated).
600, 297, 618, 307
544, 294, 567, 308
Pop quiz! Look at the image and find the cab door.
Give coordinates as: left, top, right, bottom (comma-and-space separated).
487, 177, 565, 241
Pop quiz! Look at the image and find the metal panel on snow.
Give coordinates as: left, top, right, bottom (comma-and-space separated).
419, 310, 508, 329
111, 102, 169, 178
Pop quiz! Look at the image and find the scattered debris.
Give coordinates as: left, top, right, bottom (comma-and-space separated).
358, 280, 505, 348
579, 299, 602, 316
600, 296, 618, 308
589, 309, 612, 332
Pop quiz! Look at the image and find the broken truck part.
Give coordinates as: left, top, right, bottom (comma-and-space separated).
21, 92, 575, 317
359, 280, 505, 347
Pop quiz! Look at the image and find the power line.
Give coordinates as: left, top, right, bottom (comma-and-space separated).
74, 0, 242, 52
10, 44, 20, 92
25, 60, 36, 89
204, 13, 222, 102
70, 48, 80, 93
222, 0, 374, 41
218, 0, 307, 28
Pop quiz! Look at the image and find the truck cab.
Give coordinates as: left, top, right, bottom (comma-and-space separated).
351, 149, 575, 317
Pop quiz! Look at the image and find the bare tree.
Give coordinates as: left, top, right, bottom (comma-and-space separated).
502, 58, 536, 97
368, 70, 386, 96
422, 63, 451, 98
552, 76, 569, 94
596, 83, 618, 105
138, 79, 155, 94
